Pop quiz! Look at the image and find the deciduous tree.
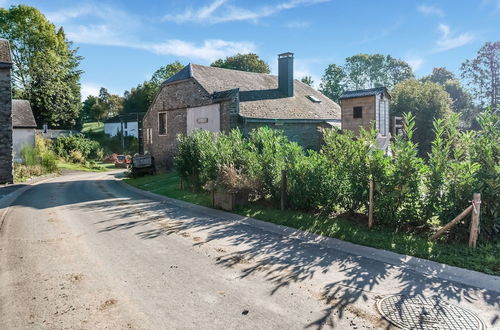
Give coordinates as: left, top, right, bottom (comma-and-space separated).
211, 53, 270, 73
301, 76, 314, 86
0, 5, 82, 128
461, 41, 499, 107
391, 80, 453, 156
319, 64, 345, 102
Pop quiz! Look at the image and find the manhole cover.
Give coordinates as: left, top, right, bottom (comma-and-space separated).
377, 295, 486, 330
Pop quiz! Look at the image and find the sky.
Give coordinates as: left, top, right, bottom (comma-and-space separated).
1, 0, 499, 99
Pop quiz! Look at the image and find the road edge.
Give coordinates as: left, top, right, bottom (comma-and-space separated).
0, 174, 59, 232
116, 178, 500, 293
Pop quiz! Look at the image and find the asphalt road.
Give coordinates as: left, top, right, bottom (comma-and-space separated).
0, 171, 498, 329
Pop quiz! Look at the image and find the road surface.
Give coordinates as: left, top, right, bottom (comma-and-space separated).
0, 171, 498, 329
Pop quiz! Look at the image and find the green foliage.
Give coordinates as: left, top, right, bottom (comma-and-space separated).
319, 64, 346, 102
0, 5, 82, 128
123, 62, 184, 114
248, 127, 303, 199
461, 41, 499, 107
17, 136, 58, 180
300, 76, 314, 86
211, 53, 270, 73
51, 134, 102, 161
391, 79, 453, 156
150, 61, 184, 86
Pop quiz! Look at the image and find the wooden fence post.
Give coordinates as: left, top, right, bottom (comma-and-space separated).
430, 205, 473, 241
468, 193, 481, 248
368, 179, 374, 228
280, 170, 287, 211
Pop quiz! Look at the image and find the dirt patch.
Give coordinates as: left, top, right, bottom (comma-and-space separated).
69, 273, 84, 283
98, 298, 118, 311
48, 218, 59, 223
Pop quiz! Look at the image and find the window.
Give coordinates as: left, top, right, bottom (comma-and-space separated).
124, 121, 128, 129
158, 112, 167, 135
306, 95, 321, 103
353, 106, 362, 119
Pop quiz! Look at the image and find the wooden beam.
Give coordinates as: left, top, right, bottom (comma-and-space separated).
468, 193, 481, 248
431, 205, 473, 241
368, 179, 374, 228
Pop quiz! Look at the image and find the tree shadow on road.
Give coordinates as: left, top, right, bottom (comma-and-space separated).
61, 178, 499, 329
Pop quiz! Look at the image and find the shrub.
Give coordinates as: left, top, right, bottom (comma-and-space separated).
69, 150, 85, 164
51, 134, 102, 161
16, 136, 58, 180
248, 127, 303, 200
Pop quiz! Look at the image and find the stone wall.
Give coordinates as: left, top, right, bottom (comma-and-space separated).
0, 65, 13, 183
143, 78, 234, 171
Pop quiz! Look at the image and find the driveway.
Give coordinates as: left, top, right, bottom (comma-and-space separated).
0, 171, 498, 329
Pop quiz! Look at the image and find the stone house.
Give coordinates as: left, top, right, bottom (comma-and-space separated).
12, 99, 37, 162
142, 52, 341, 171
0, 39, 13, 184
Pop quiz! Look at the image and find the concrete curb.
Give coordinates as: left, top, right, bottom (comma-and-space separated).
0, 174, 59, 232
117, 179, 500, 294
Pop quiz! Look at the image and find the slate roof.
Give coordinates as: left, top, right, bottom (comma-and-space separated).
339, 87, 389, 100
12, 100, 37, 128
164, 64, 340, 120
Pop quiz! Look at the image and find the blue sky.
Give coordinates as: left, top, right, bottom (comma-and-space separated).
2, 0, 499, 99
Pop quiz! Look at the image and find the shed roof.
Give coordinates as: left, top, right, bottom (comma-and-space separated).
12, 100, 37, 128
164, 64, 340, 120
339, 87, 389, 100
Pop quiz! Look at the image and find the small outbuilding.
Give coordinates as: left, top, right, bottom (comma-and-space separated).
12, 99, 37, 162
339, 87, 391, 137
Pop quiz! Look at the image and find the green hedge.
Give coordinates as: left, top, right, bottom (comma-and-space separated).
174, 109, 499, 242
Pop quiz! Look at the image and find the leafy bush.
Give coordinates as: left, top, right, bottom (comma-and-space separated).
16, 136, 58, 181
69, 150, 85, 164
51, 134, 103, 162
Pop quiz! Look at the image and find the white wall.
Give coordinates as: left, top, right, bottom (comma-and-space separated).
13, 128, 35, 162
104, 121, 139, 138
186, 104, 220, 134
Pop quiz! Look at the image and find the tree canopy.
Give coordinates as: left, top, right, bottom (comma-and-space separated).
122, 62, 184, 114
300, 76, 314, 86
319, 54, 414, 102
0, 5, 82, 128
211, 53, 270, 73
391, 80, 453, 156
421, 67, 475, 127
319, 64, 346, 102
461, 41, 499, 108
81, 88, 123, 123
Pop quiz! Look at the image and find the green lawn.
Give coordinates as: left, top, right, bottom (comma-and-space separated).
81, 122, 104, 134
124, 172, 500, 276
57, 161, 115, 172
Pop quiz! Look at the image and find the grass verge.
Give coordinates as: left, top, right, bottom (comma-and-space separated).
81, 122, 104, 134
124, 172, 500, 276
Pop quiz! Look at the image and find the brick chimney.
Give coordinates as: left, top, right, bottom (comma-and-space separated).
0, 39, 13, 184
278, 52, 294, 97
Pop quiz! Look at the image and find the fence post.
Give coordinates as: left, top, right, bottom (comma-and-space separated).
280, 170, 287, 211
468, 193, 481, 248
368, 179, 374, 228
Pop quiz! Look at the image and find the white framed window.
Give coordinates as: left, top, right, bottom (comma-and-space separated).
158, 112, 167, 136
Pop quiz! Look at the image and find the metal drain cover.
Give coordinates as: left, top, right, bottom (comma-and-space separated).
377, 295, 486, 330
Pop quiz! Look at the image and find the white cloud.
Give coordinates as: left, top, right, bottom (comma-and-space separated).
45, 5, 96, 24
417, 5, 444, 17
146, 39, 256, 61
163, 0, 329, 24
405, 57, 424, 72
435, 24, 474, 51
285, 20, 310, 28
81, 83, 101, 100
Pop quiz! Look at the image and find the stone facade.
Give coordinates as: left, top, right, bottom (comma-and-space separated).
143, 78, 236, 171
0, 40, 13, 184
